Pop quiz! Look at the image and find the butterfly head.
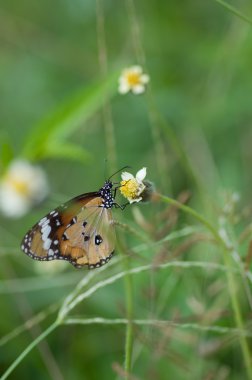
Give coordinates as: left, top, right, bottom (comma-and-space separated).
103, 180, 113, 190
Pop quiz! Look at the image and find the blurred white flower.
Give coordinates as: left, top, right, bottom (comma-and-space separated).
120, 167, 147, 203
0, 160, 49, 218
118, 65, 149, 95
33, 260, 66, 275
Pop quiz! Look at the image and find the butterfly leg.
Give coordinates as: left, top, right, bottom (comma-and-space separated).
113, 183, 129, 198
113, 186, 120, 199
113, 202, 129, 210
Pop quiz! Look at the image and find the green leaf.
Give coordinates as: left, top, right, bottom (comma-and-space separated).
0, 140, 14, 174
41, 143, 91, 163
22, 71, 119, 160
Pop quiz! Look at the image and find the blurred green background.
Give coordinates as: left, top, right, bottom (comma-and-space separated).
1, 0, 252, 379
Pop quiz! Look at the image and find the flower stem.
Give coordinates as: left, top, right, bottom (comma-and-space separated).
1, 320, 59, 380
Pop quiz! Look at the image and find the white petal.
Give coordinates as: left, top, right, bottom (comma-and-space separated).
0, 159, 49, 218
118, 82, 130, 94
0, 187, 30, 218
141, 74, 150, 84
121, 68, 131, 77
136, 183, 145, 196
131, 65, 142, 74
136, 167, 147, 182
121, 172, 134, 181
129, 197, 142, 204
118, 75, 128, 84
132, 84, 145, 94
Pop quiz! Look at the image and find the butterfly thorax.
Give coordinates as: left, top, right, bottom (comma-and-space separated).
98, 180, 114, 209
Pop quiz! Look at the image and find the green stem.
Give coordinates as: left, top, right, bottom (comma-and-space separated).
96, 0, 117, 173
213, 0, 252, 25
124, 256, 134, 378
158, 194, 225, 247
223, 252, 252, 379
147, 95, 202, 193
159, 193, 252, 379
1, 321, 59, 380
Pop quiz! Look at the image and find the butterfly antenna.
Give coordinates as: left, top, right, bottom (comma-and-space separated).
108, 166, 131, 181
103, 159, 108, 181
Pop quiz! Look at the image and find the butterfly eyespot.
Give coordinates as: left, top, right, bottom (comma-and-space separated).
84, 235, 90, 242
83, 221, 87, 227
95, 234, 103, 245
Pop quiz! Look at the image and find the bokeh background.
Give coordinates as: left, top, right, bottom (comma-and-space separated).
1, 1, 252, 379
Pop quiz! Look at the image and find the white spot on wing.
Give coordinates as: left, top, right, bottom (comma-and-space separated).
41, 225, 51, 241
39, 217, 47, 226
41, 218, 50, 228
43, 238, 52, 250
48, 249, 54, 256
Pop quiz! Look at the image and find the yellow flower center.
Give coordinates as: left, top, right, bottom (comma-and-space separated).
126, 72, 141, 86
120, 179, 139, 199
6, 176, 30, 196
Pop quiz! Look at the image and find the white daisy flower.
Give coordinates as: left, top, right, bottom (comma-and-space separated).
118, 65, 150, 95
120, 167, 147, 203
0, 160, 49, 218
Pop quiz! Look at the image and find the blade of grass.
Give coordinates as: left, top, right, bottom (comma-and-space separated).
158, 193, 252, 379
213, 0, 252, 25
0, 321, 59, 380
63, 317, 252, 337
1, 260, 241, 379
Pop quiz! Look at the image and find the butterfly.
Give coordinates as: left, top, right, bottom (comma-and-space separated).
21, 175, 125, 269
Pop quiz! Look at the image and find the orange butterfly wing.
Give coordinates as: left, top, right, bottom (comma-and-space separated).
21, 192, 116, 269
